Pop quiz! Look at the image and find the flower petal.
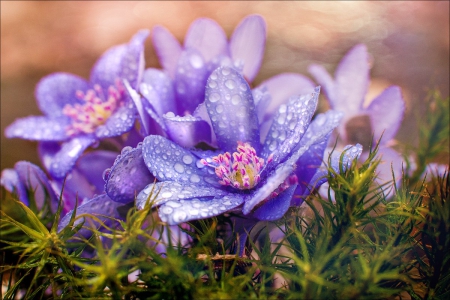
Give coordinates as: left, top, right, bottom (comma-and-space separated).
308, 64, 335, 103
1, 168, 27, 205
261, 88, 319, 163
205, 66, 260, 153
257, 73, 316, 118
184, 18, 228, 62
136, 181, 230, 209
174, 48, 208, 114
334, 44, 370, 114
365, 86, 405, 145
229, 15, 266, 82
373, 146, 404, 195
38, 136, 95, 179
252, 184, 297, 221
140, 68, 176, 116
57, 193, 127, 238
94, 101, 136, 138
152, 25, 183, 78
14, 161, 58, 211
90, 30, 150, 89
105, 146, 154, 203
125, 80, 151, 136
35, 73, 90, 118
76, 150, 118, 194
163, 113, 212, 148
142, 135, 219, 187
5, 116, 69, 141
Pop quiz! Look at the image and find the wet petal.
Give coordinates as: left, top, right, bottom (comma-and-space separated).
94, 101, 136, 138
334, 44, 369, 114
14, 161, 58, 211
258, 73, 316, 118
140, 68, 176, 116
57, 193, 127, 238
373, 146, 404, 195
261, 88, 319, 163
365, 86, 405, 145
205, 66, 260, 153
76, 150, 118, 194
152, 25, 182, 78
252, 87, 272, 124
142, 135, 219, 187
163, 113, 212, 148
125, 80, 151, 136
184, 18, 228, 62
174, 48, 208, 114
308, 64, 335, 104
252, 184, 296, 221
105, 146, 154, 203
158, 194, 244, 225
1, 168, 27, 205
229, 15, 266, 82
136, 181, 230, 209
35, 73, 90, 118
39, 136, 95, 179
5, 116, 69, 141
90, 30, 150, 89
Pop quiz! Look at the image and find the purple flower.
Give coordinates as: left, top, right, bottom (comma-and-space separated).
309, 44, 405, 191
108, 66, 360, 225
5, 30, 150, 179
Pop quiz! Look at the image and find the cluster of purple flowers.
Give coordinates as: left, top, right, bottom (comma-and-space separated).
5, 15, 410, 242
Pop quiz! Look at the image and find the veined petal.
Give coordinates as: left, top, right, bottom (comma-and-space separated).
252, 184, 296, 221
57, 194, 127, 238
229, 15, 266, 82
35, 73, 90, 118
142, 135, 220, 187
365, 86, 405, 145
334, 44, 370, 114
94, 101, 136, 138
184, 18, 228, 62
205, 66, 260, 153
258, 73, 316, 118
152, 25, 183, 78
174, 48, 208, 114
105, 146, 154, 203
163, 113, 212, 148
90, 30, 150, 89
136, 181, 230, 210
261, 88, 319, 163
158, 194, 245, 225
39, 136, 95, 179
5, 116, 69, 141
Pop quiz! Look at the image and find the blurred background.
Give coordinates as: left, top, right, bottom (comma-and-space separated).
1, 1, 449, 171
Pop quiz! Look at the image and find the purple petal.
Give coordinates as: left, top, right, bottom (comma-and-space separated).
184, 18, 228, 62
125, 80, 151, 136
365, 86, 405, 145
39, 136, 95, 179
14, 161, 58, 211
5, 116, 69, 141
90, 30, 150, 89
152, 25, 183, 78
94, 101, 136, 138
76, 150, 118, 194
373, 146, 404, 194
158, 194, 245, 225
261, 88, 319, 163
163, 113, 212, 148
252, 87, 272, 124
140, 68, 176, 116
35, 73, 90, 118
142, 135, 220, 187
105, 146, 154, 203
174, 48, 208, 114
334, 44, 370, 114
136, 181, 230, 210
229, 15, 266, 82
1, 168, 28, 206
252, 184, 297, 221
308, 64, 335, 103
57, 193, 127, 238
205, 66, 260, 153
257, 73, 316, 118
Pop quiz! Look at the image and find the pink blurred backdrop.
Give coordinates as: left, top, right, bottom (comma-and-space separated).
1, 1, 449, 170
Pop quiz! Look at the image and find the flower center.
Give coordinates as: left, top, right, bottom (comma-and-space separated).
201, 142, 266, 190
62, 80, 124, 136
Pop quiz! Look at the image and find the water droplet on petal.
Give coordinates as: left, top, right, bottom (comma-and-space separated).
231, 94, 241, 105
121, 146, 132, 155
215, 105, 224, 113
189, 53, 203, 69
174, 163, 185, 173
221, 67, 230, 75
208, 80, 217, 88
225, 79, 236, 89
190, 174, 200, 183
209, 93, 220, 103
182, 155, 193, 164
172, 210, 187, 223
102, 168, 111, 181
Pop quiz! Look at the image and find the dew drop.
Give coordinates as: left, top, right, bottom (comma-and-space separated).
215, 105, 224, 113
208, 93, 220, 103
190, 174, 200, 183
102, 168, 111, 181
174, 163, 185, 173
172, 210, 187, 223
239, 83, 247, 91
182, 155, 193, 164
225, 79, 236, 89
160, 206, 173, 215
221, 67, 230, 75
161, 191, 173, 198
189, 53, 203, 69
231, 94, 241, 105
208, 80, 217, 88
